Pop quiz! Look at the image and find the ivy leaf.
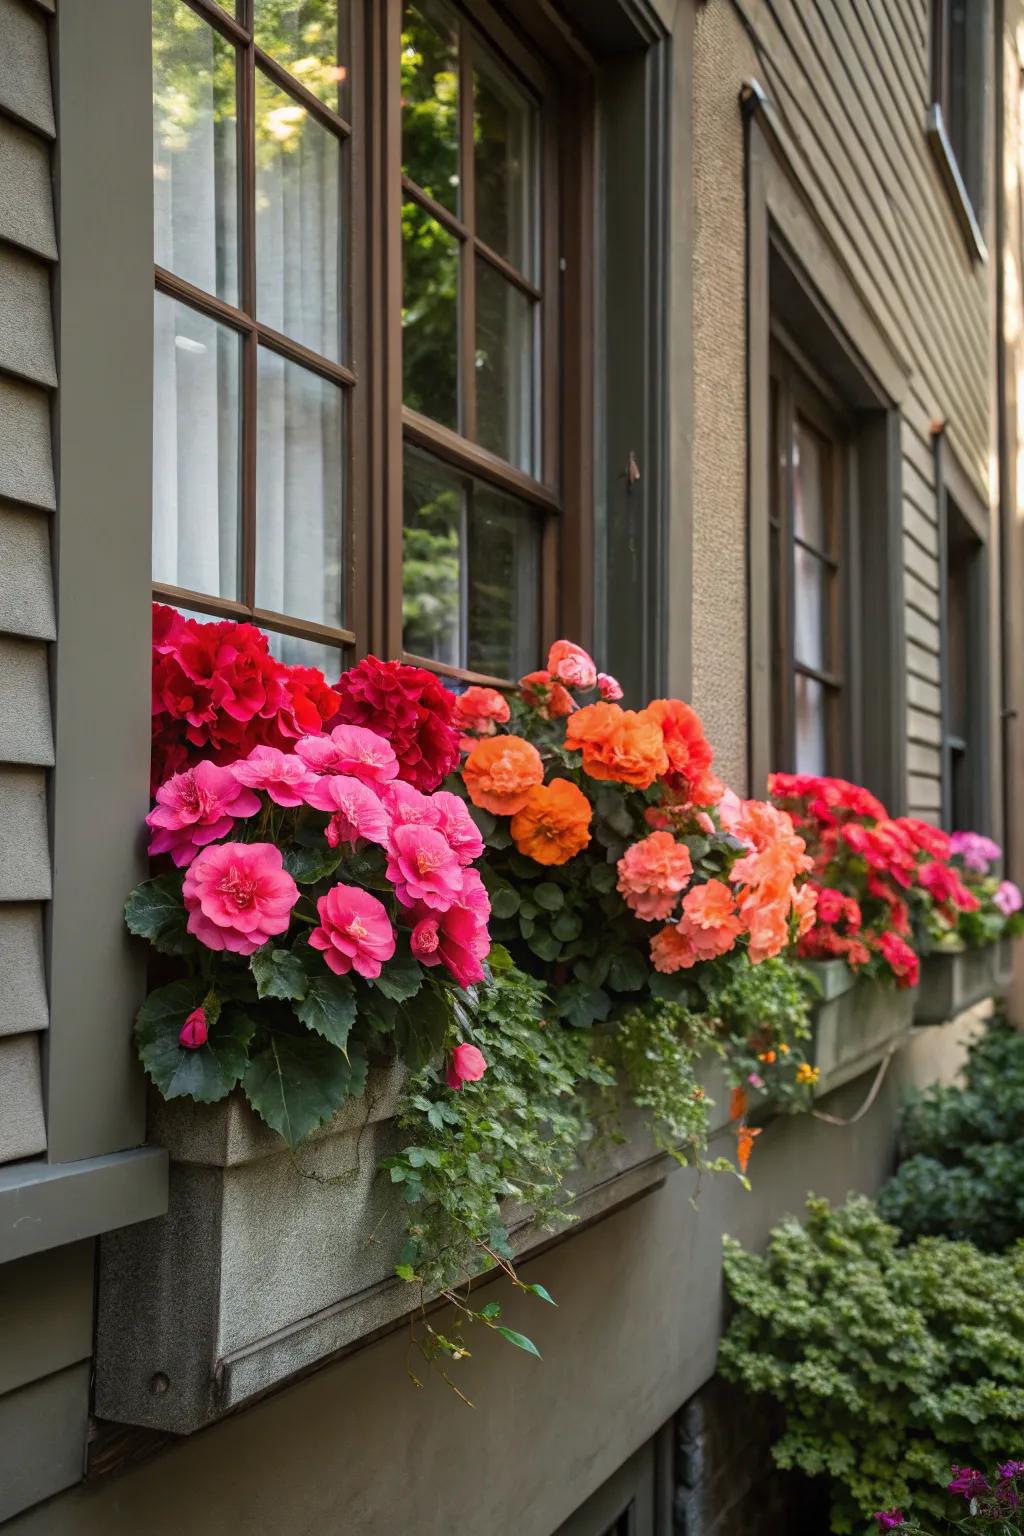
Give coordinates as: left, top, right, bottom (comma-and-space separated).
523, 1283, 557, 1306
124, 874, 192, 956
242, 1032, 364, 1144
608, 948, 648, 993
558, 985, 611, 1028
283, 845, 342, 885
136, 980, 254, 1103
294, 972, 358, 1050
251, 946, 308, 1001
494, 1325, 542, 1359
373, 952, 424, 1003
533, 882, 565, 911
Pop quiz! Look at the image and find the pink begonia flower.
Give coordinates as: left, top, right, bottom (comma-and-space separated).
950, 829, 1002, 874
183, 842, 299, 955
446, 1041, 488, 1090
428, 790, 484, 866
296, 723, 398, 788
309, 885, 396, 979
995, 879, 1023, 916
381, 780, 436, 828
547, 639, 598, 691
231, 745, 320, 808
147, 760, 261, 868
597, 672, 623, 702
304, 773, 391, 847
179, 1007, 209, 1050
386, 824, 464, 910
409, 869, 491, 987
617, 831, 694, 922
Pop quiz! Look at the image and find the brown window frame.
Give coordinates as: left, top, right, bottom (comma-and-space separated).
152, 0, 368, 660
150, 0, 595, 682
769, 334, 855, 778
926, 0, 989, 262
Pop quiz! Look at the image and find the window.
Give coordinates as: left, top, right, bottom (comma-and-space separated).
398, 0, 558, 682
939, 474, 989, 832
927, 0, 989, 257
151, 0, 355, 674
769, 341, 852, 776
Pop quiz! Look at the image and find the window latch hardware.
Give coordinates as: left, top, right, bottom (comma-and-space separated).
625, 450, 641, 485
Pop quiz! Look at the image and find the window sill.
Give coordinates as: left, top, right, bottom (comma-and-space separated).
0, 1146, 169, 1264
915, 936, 1016, 1024
925, 103, 987, 264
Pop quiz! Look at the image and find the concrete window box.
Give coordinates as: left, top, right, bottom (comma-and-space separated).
95, 1062, 726, 1436
914, 938, 1015, 1025
801, 960, 917, 1095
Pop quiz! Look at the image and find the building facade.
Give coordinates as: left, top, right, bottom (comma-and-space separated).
0, 0, 1019, 1530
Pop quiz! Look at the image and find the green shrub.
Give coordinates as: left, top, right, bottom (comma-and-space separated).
719, 1195, 1024, 1534
877, 1021, 1024, 1249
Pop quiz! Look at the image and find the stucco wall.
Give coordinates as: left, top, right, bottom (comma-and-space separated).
7, 1022, 977, 1536
689, 3, 756, 793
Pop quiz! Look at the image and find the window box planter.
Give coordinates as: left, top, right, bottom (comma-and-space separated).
914, 938, 1015, 1025
94, 1066, 681, 1436
801, 960, 917, 1095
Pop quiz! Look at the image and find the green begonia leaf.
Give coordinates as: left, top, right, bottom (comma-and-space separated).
243, 1033, 366, 1144
135, 979, 254, 1103
373, 952, 424, 1003
294, 972, 358, 1050
533, 882, 564, 911
251, 946, 309, 1001
283, 846, 343, 885
124, 874, 192, 956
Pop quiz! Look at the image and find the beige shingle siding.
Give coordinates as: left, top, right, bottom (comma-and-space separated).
0, 3, 55, 1166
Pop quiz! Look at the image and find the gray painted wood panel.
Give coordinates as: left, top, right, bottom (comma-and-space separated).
0, 0, 54, 138
0, 243, 56, 385
0, 118, 55, 259
0, 1035, 45, 1160
0, 1242, 92, 1396
0, 503, 55, 640
0, 379, 54, 510
0, 905, 48, 1036
0, 1362, 88, 1523
0, 769, 50, 901
0, 639, 54, 765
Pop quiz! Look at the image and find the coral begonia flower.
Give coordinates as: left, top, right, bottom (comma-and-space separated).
446, 1041, 488, 1090
182, 842, 299, 955
519, 670, 576, 719
645, 698, 718, 804
309, 884, 396, 979
147, 760, 261, 867
547, 639, 598, 691
453, 685, 511, 737
304, 773, 391, 847
597, 671, 623, 701
231, 745, 320, 807
510, 778, 592, 866
386, 823, 464, 910
617, 831, 693, 921
462, 735, 544, 816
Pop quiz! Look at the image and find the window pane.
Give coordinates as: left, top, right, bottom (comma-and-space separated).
793, 417, 830, 551
793, 546, 832, 672
794, 674, 828, 775
402, 453, 541, 678
153, 295, 241, 599
402, 199, 459, 427
255, 70, 344, 363
153, 0, 239, 305
254, 0, 349, 115
255, 349, 345, 629
265, 629, 345, 678
401, 1, 460, 215
469, 483, 540, 679
474, 50, 537, 277
403, 451, 464, 667
475, 259, 536, 472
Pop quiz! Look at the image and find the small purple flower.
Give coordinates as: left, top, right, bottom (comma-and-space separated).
873, 1512, 905, 1531
748, 1072, 765, 1089
995, 880, 1023, 917
950, 830, 1002, 874
998, 1460, 1024, 1481
947, 1465, 990, 1501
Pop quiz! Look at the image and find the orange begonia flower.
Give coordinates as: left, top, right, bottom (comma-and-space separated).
565, 703, 668, 789
510, 778, 592, 866
736, 1123, 761, 1175
462, 735, 544, 816
645, 698, 720, 804
519, 669, 575, 719
729, 1085, 748, 1122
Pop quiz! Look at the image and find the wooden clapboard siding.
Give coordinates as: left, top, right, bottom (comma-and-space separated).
727, 0, 990, 816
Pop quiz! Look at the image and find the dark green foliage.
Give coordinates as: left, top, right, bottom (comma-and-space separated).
606, 1001, 726, 1166
720, 1195, 1024, 1534
878, 1021, 1024, 1249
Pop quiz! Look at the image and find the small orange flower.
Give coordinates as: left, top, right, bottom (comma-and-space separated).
730, 1085, 749, 1122
520, 669, 575, 719
453, 685, 510, 737
566, 703, 668, 789
758, 1049, 777, 1065
510, 778, 592, 866
736, 1123, 761, 1175
462, 735, 543, 816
